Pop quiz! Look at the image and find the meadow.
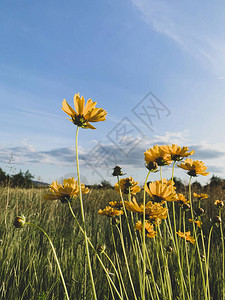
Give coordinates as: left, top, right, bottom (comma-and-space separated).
1, 94, 225, 300
0, 180, 224, 300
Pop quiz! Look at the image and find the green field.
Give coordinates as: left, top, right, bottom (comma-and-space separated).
0, 183, 224, 299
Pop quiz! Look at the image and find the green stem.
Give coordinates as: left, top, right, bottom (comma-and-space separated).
183, 211, 192, 299
219, 209, 225, 299
26, 222, 70, 300
158, 226, 172, 300
142, 170, 151, 300
188, 177, 207, 298
111, 225, 129, 300
68, 201, 123, 299
206, 226, 213, 299
75, 126, 97, 300
117, 176, 143, 293
116, 225, 138, 300
145, 245, 160, 300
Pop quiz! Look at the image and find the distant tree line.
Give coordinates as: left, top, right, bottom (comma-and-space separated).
0, 167, 34, 188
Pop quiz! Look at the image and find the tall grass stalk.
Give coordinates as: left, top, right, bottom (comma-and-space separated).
75, 127, 97, 300
25, 222, 70, 300
219, 208, 225, 299
188, 177, 207, 299
142, 170, 150, 299
67, 201, 123, 300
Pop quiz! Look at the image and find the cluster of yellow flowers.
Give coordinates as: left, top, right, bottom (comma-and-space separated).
43, 92, 214, 245
144, 144, 209, 176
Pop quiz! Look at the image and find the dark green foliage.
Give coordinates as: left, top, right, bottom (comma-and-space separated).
209, 175, 224, 188
0, 167, 34, 188
100, 180, 113, 188
0, 167, 7, 185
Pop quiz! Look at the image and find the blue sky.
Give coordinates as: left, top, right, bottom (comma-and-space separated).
1, 0, 225, 185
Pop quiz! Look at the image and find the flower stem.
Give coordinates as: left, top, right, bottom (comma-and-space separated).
26, 222, 70, 300
68, 201, 123, 299
188, 177, 207, 298
219, 208, 224, 299
142, 170, 151, 300
75, 126, 97, 300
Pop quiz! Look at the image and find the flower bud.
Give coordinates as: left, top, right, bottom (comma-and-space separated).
195, 207, 204, 217
200, 254, 206, 262
183, 203, 190, 211
165, 246, 173, 254
111, 218, 120, 226
146, 269, 151, 275
214, 200, 224, 208
112, 166, 124, 176
97, 244, 106, 254
14, 216, 26, 228
212, 216, 222, 226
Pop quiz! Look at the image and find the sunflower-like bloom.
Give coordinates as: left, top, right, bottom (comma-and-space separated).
44, 178, 89, 203
214, 200, 224, 208
145, 180, 178, 203
135, 221, 157, 238
124, 197, 153, 214
115, 177, 141, 195
62, 93, 107, 129
124, 198, 168, 223
193, 193, 208, 200
109, 201, 123, 208
147, 202, 168, 223
144, 145, 172, 167
177, 231, 195, 244
163, 144, 195, 161
189, 219, 202, 228
177, 193, 189, 206
178, 159, 209, 177
98, 206, 123, 217
160, 178, 176, 190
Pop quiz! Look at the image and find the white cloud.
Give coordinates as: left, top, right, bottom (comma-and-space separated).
131, 0, 225, 74
1, 131, 225, 183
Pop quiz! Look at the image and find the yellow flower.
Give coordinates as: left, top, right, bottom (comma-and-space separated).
124, 198, 168, 223
144, 145, 172, 167
98, 206, 123, 217
193, 193, 208, 200
214, 200, 224, 208
178, 159, 209, 177
145, 180, 178, 203
62, 93, 107, 129
163, 144, 195, 161
177, 193, 190, 206
135, 221, 157, 238
177, 231, 195, 244
115, 177, 141, 195
189, 219, 202, 228
147, 202, 168, 223
109, 201, 123, 208
124, 197, 152, 214
44, 178, 89, 203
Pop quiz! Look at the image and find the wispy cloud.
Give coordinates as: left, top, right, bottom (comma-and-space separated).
131, 0, 225, 74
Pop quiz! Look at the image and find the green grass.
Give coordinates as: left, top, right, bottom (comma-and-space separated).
0, 185, 224, 299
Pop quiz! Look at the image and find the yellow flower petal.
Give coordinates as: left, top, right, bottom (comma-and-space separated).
62, 99, 76, 118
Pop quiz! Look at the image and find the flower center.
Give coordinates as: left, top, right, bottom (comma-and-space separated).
188, 170, 197, 177
60, 195, 71, 203
72, 115, 88, 127
155, 157, 167, 166
171, 154, 182, 161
